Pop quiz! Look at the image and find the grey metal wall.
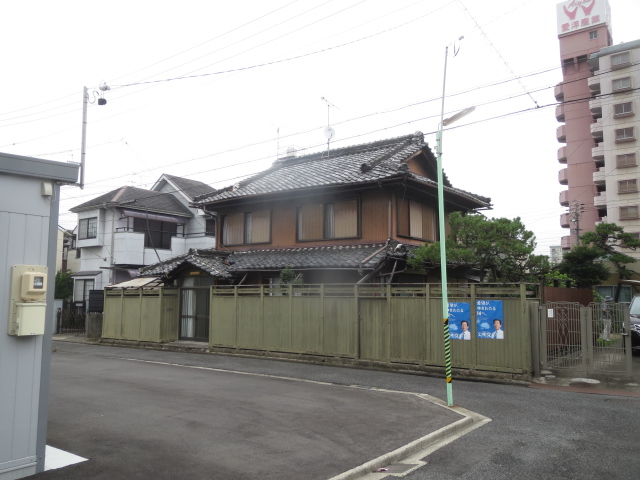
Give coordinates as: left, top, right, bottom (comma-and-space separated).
0, 154, 78, 480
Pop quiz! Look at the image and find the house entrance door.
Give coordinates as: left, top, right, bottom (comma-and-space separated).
179, 276, 212, 342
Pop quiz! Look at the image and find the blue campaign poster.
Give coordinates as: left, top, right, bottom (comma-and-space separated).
448, 302, 471, 340
476, 300, 504, 339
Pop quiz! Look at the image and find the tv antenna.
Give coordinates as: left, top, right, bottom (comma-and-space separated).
321, 97, 339, 157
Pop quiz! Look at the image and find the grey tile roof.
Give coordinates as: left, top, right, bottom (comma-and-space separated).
140, 250, 233, 278
194, 132, 490, 208
225, 244, 390, 271
71, 186, 193, 217
163, 174, 215, 201
139, 243, 404, 279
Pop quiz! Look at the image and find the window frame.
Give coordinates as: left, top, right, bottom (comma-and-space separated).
220, 209, 272, 246
396, 198, 436, 242
618, 179, 638, 194
296, 199, 360, 242
613, 101, 634, 118
589, 30, 598, 40
133, 218, 179, 250
616, 153, 637, 168
611, 51, 631, 70
612, 77, 632, 92
615, 127, 636, 143
74, 279, 95, 303
78, 217, 97, 240
620, 206, 640, 220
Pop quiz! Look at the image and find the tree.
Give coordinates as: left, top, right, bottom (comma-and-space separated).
579, 222, 640, 279
55, 269, 74, 300
555, 245, 609, 288
408, 212, 549, 282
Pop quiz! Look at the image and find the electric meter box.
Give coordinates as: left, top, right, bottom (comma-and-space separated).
8, 265, 48, 336
21, 271, 47, 301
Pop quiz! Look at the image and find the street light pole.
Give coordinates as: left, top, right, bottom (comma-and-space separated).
436, 39, 475, 407
79, 82, 110, 190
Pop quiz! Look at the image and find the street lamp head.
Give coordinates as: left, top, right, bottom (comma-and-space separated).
443, 106, 476, 126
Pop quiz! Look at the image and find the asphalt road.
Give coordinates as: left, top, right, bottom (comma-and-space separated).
37, 342, 463, 480
36, 342, 640, 480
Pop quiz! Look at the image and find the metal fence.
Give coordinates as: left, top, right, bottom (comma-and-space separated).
541, 302, 632, 376
56, 304, 86, 334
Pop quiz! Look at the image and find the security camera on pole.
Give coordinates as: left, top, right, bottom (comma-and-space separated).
79, 82, 110, 189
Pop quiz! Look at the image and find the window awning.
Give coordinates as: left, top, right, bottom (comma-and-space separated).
122, 209, 187, 224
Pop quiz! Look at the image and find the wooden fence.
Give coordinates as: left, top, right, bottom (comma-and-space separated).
103, 288, 179, 342
102, 283, 540, 375
210, 283, 540, 375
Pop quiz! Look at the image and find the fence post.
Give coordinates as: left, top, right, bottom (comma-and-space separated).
386, 282, 392, 363
530, 304, 541, 378
539, 302, 548, 371
234, 285, 239, 346
320, 284, 325, 353
424, 283, 430, 366
355, 284, 361, 360
624, 304, 633, 376
583, 305, 592, 375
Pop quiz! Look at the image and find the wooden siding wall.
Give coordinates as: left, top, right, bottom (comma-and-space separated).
211, 284, 539, 375
103, 289, 179, 342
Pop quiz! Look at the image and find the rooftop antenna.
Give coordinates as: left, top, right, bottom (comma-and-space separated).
321, 97, 338, 157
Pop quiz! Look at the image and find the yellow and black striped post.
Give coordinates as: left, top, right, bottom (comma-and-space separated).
443, 316, 453, 400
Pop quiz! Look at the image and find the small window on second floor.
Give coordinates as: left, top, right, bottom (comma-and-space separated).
611, 51, 631, 69
589, 30, 598, 40
617, 153, 637, 168
221, 210, 271, 246
133, 218, 178, 249
614, 102, 633, 117
615, 127, 635, 143
78, 217, 97, 240
618, 179, 638, 193
397, 199, 436, 241
297, 200, 358, 241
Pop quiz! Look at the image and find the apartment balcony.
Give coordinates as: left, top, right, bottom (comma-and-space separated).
593, 168, 606, 186
560, 212, 571, 228
113, 230, 216, 266
592, 144, 604, 161
559, 190, 570, 206
554, 83, 564, 101
555, 104, 565, 122
589, 98, 602, 117
558, 168, 569, 185
561, 235, 574, 250
595, 216, 607, 226
588, 75, 600, 94
557, 125, 567, 143
594, 191, 607, 208
590, 119, 603, 142
558, 146, 567, 164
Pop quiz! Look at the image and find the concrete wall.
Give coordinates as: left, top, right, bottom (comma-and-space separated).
0, 153, 78, 480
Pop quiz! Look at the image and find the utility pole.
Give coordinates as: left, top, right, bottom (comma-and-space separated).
569, 200, 585, 244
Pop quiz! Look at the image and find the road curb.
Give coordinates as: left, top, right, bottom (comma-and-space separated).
328, 401, 490, 480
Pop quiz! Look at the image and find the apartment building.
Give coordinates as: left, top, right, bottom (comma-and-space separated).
588, 39, 640, 244
555, 0, 612, 250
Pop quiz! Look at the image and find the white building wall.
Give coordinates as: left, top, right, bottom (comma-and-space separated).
596, 42, 640, 256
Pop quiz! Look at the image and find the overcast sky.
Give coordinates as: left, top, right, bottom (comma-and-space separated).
2, 0, 639, 254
